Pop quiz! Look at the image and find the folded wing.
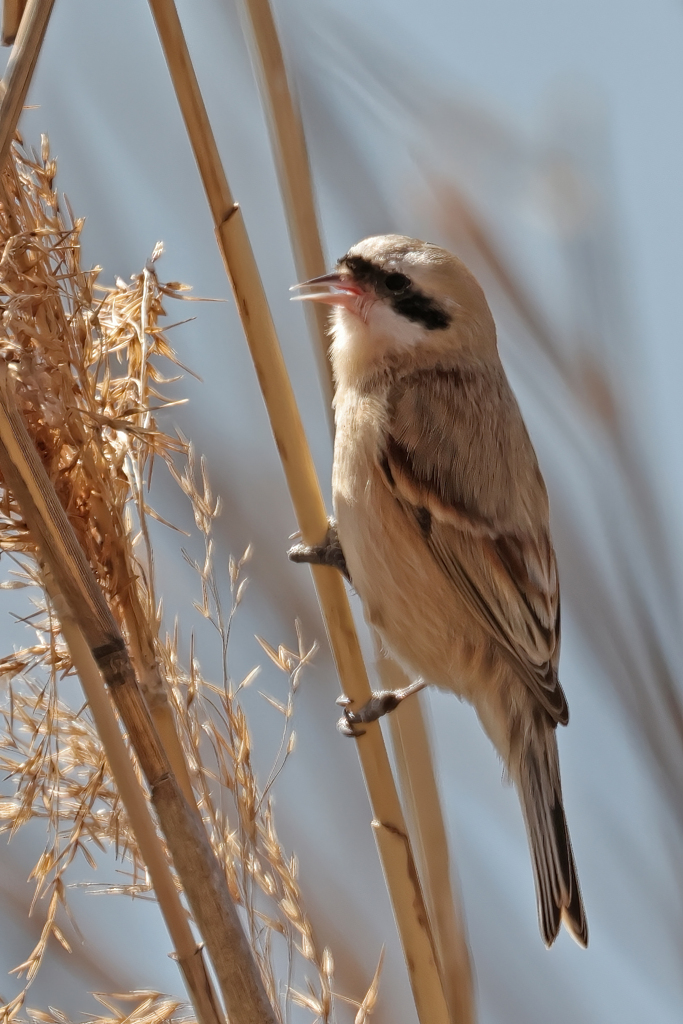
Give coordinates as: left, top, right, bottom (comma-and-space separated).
382, 365, 567, 725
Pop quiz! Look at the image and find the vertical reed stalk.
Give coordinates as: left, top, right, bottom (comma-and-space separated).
236, 0, 333, 407
237, 4, 474, 1016
383, 659, 475, 1023
146, 3, 450, 1021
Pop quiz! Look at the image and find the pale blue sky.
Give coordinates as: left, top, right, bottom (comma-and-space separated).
2, 3, 683, 1021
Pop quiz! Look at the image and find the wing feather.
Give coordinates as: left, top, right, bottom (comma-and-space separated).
382, 366, 567, 725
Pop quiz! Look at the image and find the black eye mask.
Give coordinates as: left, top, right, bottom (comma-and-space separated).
338, 253, 451, 331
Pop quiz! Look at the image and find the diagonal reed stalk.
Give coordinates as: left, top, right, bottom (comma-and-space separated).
236, 3, 475, 1019
0, 0, 54, 169
0, 16, 232, 1018
0, 135, 380, 1014
0, 6, 388, 1019
0, 364, 276, 1024
1, 0, 26, 46
0, 0, 195, 851
146, 1, 450, 1022
40, 564, 224, 1024
437, 177, 683, 826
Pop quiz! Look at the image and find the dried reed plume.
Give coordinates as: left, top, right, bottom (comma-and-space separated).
0, 135, 381, 1022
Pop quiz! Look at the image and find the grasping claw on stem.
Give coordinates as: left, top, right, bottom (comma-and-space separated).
336, 679, 428, 737
288, 519, 350, 581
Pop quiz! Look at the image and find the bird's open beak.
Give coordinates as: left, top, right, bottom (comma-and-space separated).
290, 272, 363, 310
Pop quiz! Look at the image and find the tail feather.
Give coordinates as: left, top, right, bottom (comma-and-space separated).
519, 720, 588, 948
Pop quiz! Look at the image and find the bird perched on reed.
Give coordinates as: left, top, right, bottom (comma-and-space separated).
289, 234, 587, 949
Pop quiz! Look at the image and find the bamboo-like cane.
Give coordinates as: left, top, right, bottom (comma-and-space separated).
1, 0, 26, 46
0, 12, 227, 1016
237, 5, 475, 1018
146, 4, 449, 1023
41, 565, 224, 1024
0, 0, 199, 816
0, 0, 54, 167
0, 367, 277, 1024
235, 0, 333, 408
383, 662, 475, 1024
120, 578, 197, 806
74, 445, 197, 809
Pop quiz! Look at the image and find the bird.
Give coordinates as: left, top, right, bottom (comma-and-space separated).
289, 233, 588, 949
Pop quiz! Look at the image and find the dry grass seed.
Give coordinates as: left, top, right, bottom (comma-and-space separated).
0, 137, 382, 1023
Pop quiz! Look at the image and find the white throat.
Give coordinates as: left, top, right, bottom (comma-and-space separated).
329, 304, 427, 386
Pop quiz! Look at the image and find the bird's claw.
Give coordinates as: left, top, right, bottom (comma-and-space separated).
336, 680, 428, 738
336, 694, 365, 734
287, 520, 350, 581
337, 711, 366, 738
336, 690, 405, 738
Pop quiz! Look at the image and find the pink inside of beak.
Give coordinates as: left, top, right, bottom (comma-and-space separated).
290, 272, 363, 310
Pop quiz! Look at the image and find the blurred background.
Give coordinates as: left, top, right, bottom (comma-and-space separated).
1, 0, 683, 1021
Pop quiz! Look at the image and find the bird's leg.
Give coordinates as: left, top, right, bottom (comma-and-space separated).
288, 519, 350, 581
336, 678, 428, 737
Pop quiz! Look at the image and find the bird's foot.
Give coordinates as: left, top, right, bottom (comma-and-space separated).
288, 519, 350, 581
336, 679, 428, 737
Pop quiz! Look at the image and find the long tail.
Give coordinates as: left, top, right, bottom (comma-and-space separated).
516, 713, 588, 948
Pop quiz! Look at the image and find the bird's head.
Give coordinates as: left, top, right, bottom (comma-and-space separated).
292, 235, 497, 384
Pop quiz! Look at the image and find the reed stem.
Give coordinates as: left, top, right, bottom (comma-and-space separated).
0, 366, 277, 1024
237, 3, 474, 1014
1, 0, 26, 46
42, 565, 224, 1024
237, 0, 333, 408
0, 0, 54, 167
146, 3, 450, 1021
387, 681, 475, 1023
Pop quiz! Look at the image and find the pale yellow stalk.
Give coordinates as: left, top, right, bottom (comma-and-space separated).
0, 0, 198, 839
0, 0, 54, 166
236, 0, 333, 408
383, 654, 476, 1024
237, 4, 475, 1016
1, 0, 26, 45
0, 366, 277, 1024
42, 566, 224, 1024
146, 3, 450, 1021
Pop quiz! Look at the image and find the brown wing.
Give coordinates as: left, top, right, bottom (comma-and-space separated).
382, 365, 567, 725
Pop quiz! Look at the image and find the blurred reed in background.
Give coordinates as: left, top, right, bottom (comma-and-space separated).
292, 15, 683, 820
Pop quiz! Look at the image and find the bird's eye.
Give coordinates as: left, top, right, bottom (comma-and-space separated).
384, 272, 410, 293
